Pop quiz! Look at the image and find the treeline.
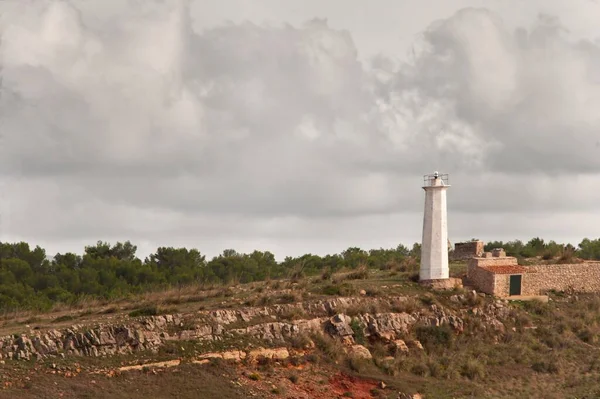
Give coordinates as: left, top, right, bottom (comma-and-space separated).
0, 241, 418, 311
483, 237, 600, 261
0, 238, 599, 312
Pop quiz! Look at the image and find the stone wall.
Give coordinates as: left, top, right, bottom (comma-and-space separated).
491, 248, 506, 258
491, 275, 510, 297
451, 241, 484, 260
484, 262, 600, 297
467, 256, 518, 268
467, 263, 495, 295
521, 262, 600, 296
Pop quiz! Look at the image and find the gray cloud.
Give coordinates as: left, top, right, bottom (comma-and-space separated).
1, 0, 599, 257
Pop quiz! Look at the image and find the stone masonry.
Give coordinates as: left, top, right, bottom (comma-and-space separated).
492, 262, 600, 297
466, 244, 600, 297
467, 249, 519, 296
451, 241, 484, 260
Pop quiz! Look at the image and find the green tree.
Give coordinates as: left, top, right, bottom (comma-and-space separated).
579, 238, 600, 260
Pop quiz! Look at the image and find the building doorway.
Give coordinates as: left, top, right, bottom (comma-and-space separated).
509, 275, 522, 296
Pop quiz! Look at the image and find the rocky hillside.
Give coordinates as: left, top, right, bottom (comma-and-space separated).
0, 269, 599, 398
4, 292, 501, 362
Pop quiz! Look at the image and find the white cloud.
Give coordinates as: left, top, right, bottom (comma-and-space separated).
1, 0, 600, 258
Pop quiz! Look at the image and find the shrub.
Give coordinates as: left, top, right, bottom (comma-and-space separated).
289, 334, 313, 349
321, 283, 356, 296
522, 299, 551, 316
306, 353, 319, 364
347, 265, 369, 280
532, 360, 559, 374
410, 363, 428, 376
427, 359, 444, 378
248, 372, 261, 381
52, 315, 76, 323
391, 298, 419, 314
460, 359, 485, 380
379, 261, 396, 271
350, 318, 365, 345
278, 293, 299, 304
129, 305, 158, 317
128, 304, 177, 317
535, 326, 565, 349
279, 308, 307, 321
542, 251, 554, 260
257, 295, 273, 306
345, 303, 369, 317
348, 356, 372, 373
577, 328, 597, 344
101, 306, 119, 314
312, 333, 344, 363
321, 269, 333, 281
415, 325, 454, 349
419, 295, 435, 306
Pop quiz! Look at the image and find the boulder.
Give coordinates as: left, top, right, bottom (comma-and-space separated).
346, 345, 372, 360
391, 339, 409, 353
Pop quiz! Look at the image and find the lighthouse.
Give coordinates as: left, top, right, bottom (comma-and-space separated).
419, 171, 450, 281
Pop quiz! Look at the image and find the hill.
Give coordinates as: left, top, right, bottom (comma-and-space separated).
0, 260, 599, 398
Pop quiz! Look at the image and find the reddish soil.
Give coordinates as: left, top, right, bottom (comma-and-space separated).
329, 373, 379, 398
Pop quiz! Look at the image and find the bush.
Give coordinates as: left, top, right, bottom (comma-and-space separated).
312, 334, 344, 363
415, 325, 454, 349
419, 295, 435, 306
379, 261, 396, 271
279, 308, 307, 321
346, 265, 369, 280
247, 373, 261, 381
577, 328, 597, 344
128, 305, 158, 317
350, 318, 365, 345
542, 251, 554, 260
410, 363, 429, 376
460, 359, 485, 380
348, 356, 372, 373
277, 293, 299, 304
321, 269, 332, 281
522, 299, 551, 316
52, 315, 75, 323
532, 360, 559, 374
289, 334, 313, 349
391, 298, 419, 313
321, 283, 356, 296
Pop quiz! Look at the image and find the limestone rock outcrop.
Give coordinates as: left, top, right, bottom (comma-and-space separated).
0, 294, 509, 362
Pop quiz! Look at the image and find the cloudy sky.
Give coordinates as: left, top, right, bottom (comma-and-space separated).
1, 0, 600, 259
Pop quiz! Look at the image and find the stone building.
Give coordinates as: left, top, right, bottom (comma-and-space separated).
467, 248, 600, 297
450, 240, 484, 260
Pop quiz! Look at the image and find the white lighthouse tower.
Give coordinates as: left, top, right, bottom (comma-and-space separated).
419, 171, 450, 281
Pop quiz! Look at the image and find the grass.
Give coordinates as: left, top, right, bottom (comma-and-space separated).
3, 261, 600, 398
0, 361, 248, 399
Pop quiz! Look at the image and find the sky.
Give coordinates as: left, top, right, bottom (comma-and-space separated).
1, 0, 600, 260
